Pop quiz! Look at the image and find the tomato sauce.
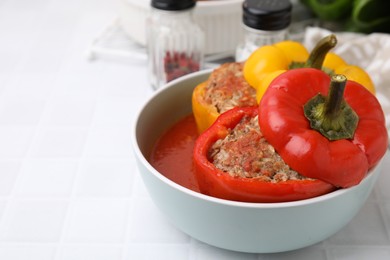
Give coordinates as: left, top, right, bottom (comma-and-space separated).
149, 114, 200, 192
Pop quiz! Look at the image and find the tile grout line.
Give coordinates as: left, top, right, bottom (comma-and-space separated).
52, 60, 133, 259
0, 68, 60, 246
376, 199, 390, 245
94, 68, 138, 260
119, 196, 136, 260
372, 172, 390, 245
52, 102, 99, 259
48, 43, 114, 257
120, 151, 152, 259
22, 71, 95, 257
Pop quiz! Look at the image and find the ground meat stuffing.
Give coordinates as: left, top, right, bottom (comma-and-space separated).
209, 115, 310, 182
203, 62, 257, 113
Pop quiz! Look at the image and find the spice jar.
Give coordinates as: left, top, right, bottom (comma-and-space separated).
235, 0, 292, 62
146, 0, 205, 90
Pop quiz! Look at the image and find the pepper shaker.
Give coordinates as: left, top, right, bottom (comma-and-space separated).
235, 0, 292, 62
146, 0, 205, 90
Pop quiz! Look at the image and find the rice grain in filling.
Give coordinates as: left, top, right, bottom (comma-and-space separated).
209, 115, 310, 182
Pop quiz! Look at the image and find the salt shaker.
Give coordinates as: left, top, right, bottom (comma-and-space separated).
146, 0, 204, 90
235, 0, 292, 62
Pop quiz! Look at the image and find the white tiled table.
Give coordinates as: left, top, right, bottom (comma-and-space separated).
0, 0, 389, 259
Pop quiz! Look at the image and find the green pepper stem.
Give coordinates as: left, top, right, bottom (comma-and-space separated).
304, 74, 359, 141
324, 74, 346, 119
305, 34, 337, 70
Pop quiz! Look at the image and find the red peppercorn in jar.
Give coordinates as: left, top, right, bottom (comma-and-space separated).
164, 51, 200, 82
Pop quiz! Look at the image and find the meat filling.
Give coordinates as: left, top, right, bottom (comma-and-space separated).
209, 115, 310, 182
203, 62, 257, 113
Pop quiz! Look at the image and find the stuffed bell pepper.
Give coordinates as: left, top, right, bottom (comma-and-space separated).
193, 106, 336, 203
192, 62, 257, 133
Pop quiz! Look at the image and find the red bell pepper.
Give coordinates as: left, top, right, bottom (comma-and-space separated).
259, 68, 388, 188
193, 106, 335, 203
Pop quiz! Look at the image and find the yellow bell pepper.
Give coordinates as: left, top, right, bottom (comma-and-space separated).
192, 82, 220, 134
244, 34, 375, 103
324, 53, 375, 94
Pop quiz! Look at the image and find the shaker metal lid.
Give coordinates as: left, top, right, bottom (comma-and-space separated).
243, 0, 292, 30
151, 0, 196, 11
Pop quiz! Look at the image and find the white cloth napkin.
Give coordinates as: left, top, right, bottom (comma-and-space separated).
304, 27, 390, 130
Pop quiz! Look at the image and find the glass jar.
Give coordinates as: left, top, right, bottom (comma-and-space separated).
235, 0, 292, 62
146, 0, 204, 90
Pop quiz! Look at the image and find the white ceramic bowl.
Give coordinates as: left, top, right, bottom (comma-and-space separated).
119, 0, 244, 56
131, 69, 384, 253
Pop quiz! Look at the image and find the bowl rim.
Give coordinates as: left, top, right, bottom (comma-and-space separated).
132, 69, 383, 209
